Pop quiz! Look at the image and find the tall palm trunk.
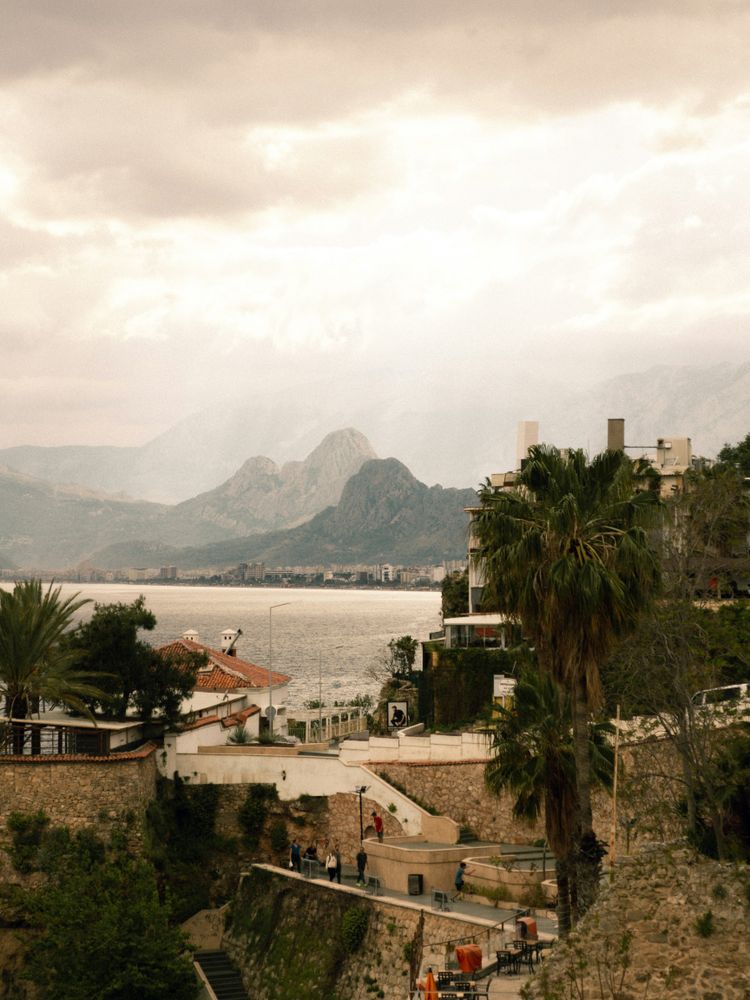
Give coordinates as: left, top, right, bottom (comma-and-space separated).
573, 671, 600, 918
555, 855, 573, 937
8, 692, 28, 755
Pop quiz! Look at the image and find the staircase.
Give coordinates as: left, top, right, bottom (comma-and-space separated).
194, 951, 248, 1000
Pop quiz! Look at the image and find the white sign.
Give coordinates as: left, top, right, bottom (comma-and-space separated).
493, 675, 516, 698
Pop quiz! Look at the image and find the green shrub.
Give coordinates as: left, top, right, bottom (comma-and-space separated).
227, 723, 250, 745
341, 907, 369, 953
269, 819, 288, 854
6, 811, 49, 874
695, 910, 715, 937
238, 783, 279, 848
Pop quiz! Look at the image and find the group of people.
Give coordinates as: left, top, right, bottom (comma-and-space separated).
287, 839, 318, 873
286, 809, 385, 886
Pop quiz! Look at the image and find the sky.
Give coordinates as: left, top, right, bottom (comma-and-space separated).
2, 1, 750, 465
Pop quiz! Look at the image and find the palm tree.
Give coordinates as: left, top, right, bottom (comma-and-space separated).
485, 669, 614, 934
475, 446, 660, 915
0, 581, 95, 753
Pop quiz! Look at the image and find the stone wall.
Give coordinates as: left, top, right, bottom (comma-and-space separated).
377, 742, 684, 854
377, 760, 545, 843
524, 844, 750, 1000
224, 865, 506, 1000
0, 746, 158, 882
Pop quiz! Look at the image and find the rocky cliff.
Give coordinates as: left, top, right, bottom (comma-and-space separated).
525, 844, 750, 1000
174, 428, 377, 534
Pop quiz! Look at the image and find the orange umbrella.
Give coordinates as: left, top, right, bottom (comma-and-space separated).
424, 969, 438, 1000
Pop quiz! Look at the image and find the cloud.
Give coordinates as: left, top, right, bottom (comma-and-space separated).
1, 2, 749, 460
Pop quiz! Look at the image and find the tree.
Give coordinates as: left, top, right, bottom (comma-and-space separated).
485, 669, 613, 934
0, 581, 99, 753
658, 465, 750, 599
387, 635, 418, 675
717, 430, 750, 476
474, 446, 660, 916
441, 569, 469, 619
28, 840, 198, 1000
66, 596, 201, 723
602, 599, 750, 860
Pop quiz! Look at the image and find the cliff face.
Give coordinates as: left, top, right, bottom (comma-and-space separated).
174, 428, 377, 534
525, 844, 750, 1000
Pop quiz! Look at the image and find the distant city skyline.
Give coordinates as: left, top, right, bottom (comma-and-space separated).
2, 3, 749, 480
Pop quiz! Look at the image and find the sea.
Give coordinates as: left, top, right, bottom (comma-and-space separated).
47, 583, 442, 709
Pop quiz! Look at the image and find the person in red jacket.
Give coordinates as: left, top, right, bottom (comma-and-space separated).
372, 810, 384, 842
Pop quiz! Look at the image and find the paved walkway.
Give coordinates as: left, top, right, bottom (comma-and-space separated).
301, 860, 558, 937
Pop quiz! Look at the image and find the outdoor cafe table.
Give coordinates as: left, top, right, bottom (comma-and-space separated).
496, 947, 523, 974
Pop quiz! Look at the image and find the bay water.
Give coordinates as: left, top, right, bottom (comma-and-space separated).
51, 583, 441, 708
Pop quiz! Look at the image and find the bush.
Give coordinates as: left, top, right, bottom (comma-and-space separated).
341, 907, 369, 953
269, 819, 289, 854
695, 910, 715, 937
6, 811, 49, 874
29, 851, 198, 999
238, 783, 279, 848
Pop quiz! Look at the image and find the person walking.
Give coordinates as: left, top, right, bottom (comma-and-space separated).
289, 839, 301, 873
334, 842, 342, 884
326, 849, 337, 882
356, 846, 368, 886
372, 810, 384, 842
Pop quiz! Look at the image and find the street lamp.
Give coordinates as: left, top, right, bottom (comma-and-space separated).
268, 602, 291, 739
354, 785, 369, 842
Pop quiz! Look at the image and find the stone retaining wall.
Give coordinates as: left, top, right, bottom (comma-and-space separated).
377, 742, 683, 854
224, 865, 508, 1000
377, 760, 546, 843
0, 747, 158, 881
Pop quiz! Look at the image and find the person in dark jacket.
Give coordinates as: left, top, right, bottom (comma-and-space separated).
356, 847, 368, 885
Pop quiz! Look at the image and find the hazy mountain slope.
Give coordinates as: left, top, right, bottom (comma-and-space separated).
89, 458, 477, 570
174, 428, 377, 533
540, 361, 750, 461
2, 361, 748, 502
0, 467, 235, 568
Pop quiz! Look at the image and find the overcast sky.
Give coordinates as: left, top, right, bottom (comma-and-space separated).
2, 1, 750, 459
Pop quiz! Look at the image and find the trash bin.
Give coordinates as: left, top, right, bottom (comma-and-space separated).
408, 873, 423, 895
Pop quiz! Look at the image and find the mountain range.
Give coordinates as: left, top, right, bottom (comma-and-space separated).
0, 430, 474, 570
86, 459, 476, 571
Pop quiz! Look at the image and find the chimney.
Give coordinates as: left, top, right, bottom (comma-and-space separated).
221, 628, 242, 656
182, 629, 200, 643
607, 418, 625, 452
516, 421, 539, 470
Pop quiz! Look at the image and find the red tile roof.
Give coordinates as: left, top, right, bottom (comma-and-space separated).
222, 705, 260, 729
158, 638, 291, 691
0, 741, 160, 765
180, 705, 260, 732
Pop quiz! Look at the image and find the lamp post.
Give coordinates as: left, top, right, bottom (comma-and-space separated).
319, 644, 343, 742
354, 785, 369, 843
268, 602, 290, 739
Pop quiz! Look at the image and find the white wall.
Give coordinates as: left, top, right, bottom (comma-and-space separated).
339, 731, 491, 765
158, 745, 459, 842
